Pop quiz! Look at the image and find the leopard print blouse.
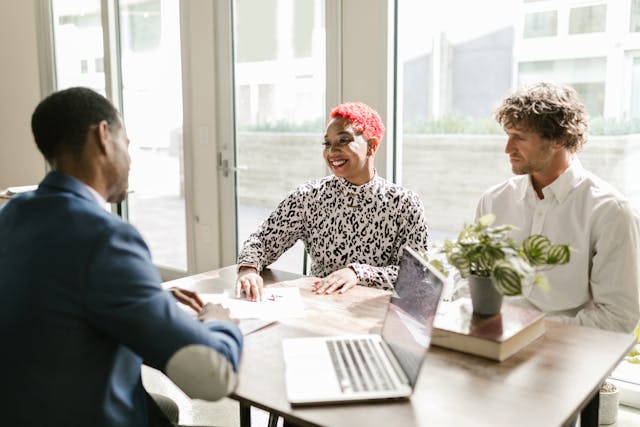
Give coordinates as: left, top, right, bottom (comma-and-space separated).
237, 174, 429, 289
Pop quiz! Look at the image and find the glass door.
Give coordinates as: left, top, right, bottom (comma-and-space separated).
50, 0, 188, 274
118, 0, 187, 272
51, 0, 105, 94
232, 0, 327, 273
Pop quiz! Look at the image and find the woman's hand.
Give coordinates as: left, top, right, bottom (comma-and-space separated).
169, 287, 204, 313
235, 266, 264, 301
312, 267, 358, 295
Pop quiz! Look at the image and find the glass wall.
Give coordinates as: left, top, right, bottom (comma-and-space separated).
632, 57, 640, 120
234, 0, 326, 273
51, 0, 105, 93
524, 10, 558, 38
632, 0, 640, 32
397, 0, 640, 243
519, 58, 606, 116
569, 4, 606, 35
50, 0, 187, 272
119, 0, 187, 271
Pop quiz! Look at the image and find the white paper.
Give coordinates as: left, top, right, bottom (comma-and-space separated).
6, 185, 37, 195
237, 318, 276, 335
200, 287, 305, 320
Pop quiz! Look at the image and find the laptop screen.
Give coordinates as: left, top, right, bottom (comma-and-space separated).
380, 247, 444, 387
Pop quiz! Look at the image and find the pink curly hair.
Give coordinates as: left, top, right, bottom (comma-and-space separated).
329, 102, 385, 141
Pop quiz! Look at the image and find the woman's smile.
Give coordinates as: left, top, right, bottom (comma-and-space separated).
329, 158, 348, 169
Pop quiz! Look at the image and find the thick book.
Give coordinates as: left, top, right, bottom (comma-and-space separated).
431, 298, 545, 361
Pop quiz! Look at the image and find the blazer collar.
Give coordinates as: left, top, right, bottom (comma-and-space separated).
39, 171, 100, 205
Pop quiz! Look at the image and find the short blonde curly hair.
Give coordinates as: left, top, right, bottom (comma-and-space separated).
495, 82, 588, 152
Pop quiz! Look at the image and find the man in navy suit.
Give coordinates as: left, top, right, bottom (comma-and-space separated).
0, 87, 243, 426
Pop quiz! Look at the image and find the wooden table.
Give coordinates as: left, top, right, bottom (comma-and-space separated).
165, 266, 635, 427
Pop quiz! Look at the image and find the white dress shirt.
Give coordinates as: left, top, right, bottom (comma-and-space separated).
476, 158, 640, 332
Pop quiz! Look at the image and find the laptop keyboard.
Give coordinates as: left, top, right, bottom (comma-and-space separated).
326, 338, 400, 393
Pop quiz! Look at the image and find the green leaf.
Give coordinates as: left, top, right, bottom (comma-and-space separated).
523, 235, 551, 265
436, 214, 571, 297
448, 252, 471, 278
546, 244, 571, 265
491, 261, 522, 296
533, 274, 550, 292
477, 213, 496, 228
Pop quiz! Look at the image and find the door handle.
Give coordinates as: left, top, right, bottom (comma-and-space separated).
218, 152, 247, 177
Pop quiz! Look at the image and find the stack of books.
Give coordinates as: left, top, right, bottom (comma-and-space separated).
431, 298, 545, 362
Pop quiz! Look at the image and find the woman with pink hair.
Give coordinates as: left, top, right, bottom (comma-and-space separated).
235, 102, 429, 300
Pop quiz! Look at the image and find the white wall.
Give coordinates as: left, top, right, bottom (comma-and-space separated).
180, 0, 225, 271
0, 0, 46, 189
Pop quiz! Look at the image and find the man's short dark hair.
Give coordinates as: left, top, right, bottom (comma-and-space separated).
31, 87, 120, 161
494, 82, 588, 152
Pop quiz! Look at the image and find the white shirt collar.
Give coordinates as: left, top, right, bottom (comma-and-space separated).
81, 182, 109, 208
542, 158, 584, 203
517, 158, 584, 202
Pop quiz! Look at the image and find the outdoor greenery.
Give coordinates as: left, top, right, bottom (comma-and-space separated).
403, 115, 501, 134
238, 118, 324, 133
430, 214, 571, 296
238, 115, 640, 135
403, 115, 640, 135
589, 116, 640, 135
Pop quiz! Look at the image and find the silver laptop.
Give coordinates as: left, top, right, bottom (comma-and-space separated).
282, 247, 445, 406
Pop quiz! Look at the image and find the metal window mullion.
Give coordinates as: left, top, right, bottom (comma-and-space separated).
101, 0, 123, 114
102, 0, 128, 219
36, 0, 56, 97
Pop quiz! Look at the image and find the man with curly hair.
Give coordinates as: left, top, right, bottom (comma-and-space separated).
235, 102, 429, 300
476, 82, 640, 332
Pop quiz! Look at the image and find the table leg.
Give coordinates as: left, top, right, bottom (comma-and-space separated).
267, 413, 280, 427
240, 402, 251, 427
580, 391, 599, 427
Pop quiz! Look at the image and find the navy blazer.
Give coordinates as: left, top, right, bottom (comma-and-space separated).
0, 172, 242, 427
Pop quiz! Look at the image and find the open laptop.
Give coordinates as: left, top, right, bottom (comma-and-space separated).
282, 246, 445, 406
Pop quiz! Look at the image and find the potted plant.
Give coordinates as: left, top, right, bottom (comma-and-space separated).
626, 323, 640, 364
598, 381, 620, 425
430, 214, 571, 315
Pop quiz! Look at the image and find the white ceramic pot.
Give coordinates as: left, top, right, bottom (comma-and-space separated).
598, 382, 619, 425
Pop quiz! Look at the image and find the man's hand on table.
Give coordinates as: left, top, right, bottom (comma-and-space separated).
235, 266, 264, 302
198, 303, 238, 324
312, 267, 358, 295
169, 287, 204, 312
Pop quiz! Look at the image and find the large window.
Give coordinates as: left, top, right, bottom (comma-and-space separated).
632, 0, 640, 32
524, 10, 558, 38
50, 0, 187, 273
119, 0, 187, 271
397, 0, 640, 242
632, 57, 640, 120
397, 0, 517, 240
234, 0, 326, 273
519, 57, 606, 116
51, 0, 104, 94
569, 4, 607, 35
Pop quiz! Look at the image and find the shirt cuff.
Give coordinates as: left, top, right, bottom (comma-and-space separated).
347, 263, 367, 284
237, 263, 259, 273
